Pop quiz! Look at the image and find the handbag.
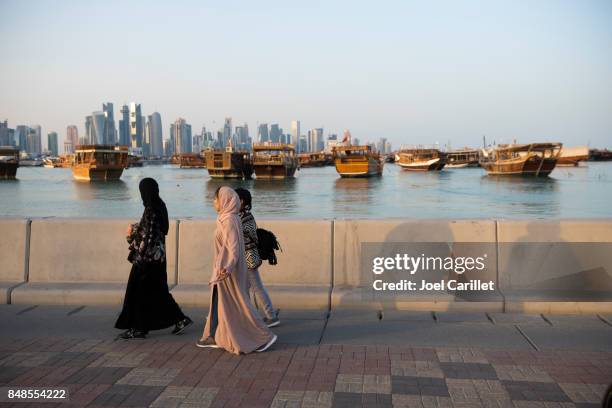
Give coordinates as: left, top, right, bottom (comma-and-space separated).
246, 247, 262, 270
144, 238, 166, 264
127, 220, 166, 265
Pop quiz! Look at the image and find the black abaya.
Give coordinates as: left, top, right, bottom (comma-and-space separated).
115, 177, 185, 332
115, 259, 185, 331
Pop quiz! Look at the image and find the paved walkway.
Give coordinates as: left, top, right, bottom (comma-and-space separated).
0, 305, 611, 407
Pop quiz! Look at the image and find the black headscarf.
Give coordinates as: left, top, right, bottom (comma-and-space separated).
139, 178, 169, 235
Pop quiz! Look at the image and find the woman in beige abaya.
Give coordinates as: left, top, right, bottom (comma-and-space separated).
196, 186, 277, 354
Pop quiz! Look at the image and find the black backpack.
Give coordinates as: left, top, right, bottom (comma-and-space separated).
256, 228, 281, 265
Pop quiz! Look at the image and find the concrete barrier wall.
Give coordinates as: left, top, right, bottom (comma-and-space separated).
172, 219, 332, 309
1, 218, 611, 313
0, 219, 28, 303
333, 219, 500, 311
11, 219, 177, 305
497, 220, 612, 314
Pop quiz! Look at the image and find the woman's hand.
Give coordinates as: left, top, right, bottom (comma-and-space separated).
210, 269, 231, 284
218, 269, 230, 281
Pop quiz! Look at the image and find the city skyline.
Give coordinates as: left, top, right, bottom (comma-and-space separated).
1, 1, 612, 150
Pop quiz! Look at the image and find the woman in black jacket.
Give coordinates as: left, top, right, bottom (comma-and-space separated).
115, 178, 192, 339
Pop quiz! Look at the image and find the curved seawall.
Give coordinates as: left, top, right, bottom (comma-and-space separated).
1, 218, 611, 314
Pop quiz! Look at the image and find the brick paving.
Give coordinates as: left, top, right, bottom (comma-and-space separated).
0, 339, 610, 407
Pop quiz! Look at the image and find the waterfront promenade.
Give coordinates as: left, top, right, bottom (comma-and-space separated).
1, 217, 612, 406
0, 305, 611, 407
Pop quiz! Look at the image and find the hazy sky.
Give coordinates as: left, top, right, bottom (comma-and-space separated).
1, 0, 611, 149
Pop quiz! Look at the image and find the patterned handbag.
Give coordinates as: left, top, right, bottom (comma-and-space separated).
246, 247, 262, 270
128, 210, 166, 265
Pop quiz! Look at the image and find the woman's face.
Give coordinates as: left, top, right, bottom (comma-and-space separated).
214, 195, 220, 213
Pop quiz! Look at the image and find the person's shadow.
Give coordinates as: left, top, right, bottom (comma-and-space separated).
500, 221, 612, 305
335, 220, 500, 311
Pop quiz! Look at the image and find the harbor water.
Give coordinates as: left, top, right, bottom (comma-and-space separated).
1, 163, 611, 219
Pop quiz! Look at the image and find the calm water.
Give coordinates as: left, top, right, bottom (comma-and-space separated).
1, 163, 611, 219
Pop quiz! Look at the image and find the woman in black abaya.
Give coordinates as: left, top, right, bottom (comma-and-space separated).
115, 178, 192, 339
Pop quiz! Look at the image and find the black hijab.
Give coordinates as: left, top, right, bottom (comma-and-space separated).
139, 178, 169, 235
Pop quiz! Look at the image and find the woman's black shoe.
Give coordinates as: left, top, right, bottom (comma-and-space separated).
118, 328, 147, 340
172, 317, 193, 335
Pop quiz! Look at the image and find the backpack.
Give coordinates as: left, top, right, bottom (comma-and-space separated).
256, 228, 281, 265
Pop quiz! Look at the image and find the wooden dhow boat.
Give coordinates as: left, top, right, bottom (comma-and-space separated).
204, 148, 253, 179
446, 149, 480, 168
127, 154, 144, 168
479, 143, 562, 177
19, 157, 43, 167
72, 145, 129, 181
0, 146, 19, 179
297, 152, 328, 167
252, 143, 298, 179
43, 157, 62, 168
396, 147, 446, 171
333, 145, 384, 178
557, 146, 589, 166
170, 154, 181, 165
58, 154, 74, 168
589, 148, 612, 161
179, 152, 206, 168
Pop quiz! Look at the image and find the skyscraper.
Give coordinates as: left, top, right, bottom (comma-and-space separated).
234, 124, 250, 149
0, 120, 9, 145
298, 135, 307, 153
172, 118, 192, 154
290, 120, 300, 150
215, 130, 222, 148
85, 115, 92, 143
147, 112, 163, 157
186, 123, 192, 152
103, 102, 116, 144
258, 124, 269, 143
270, 124, 281, 143
47, 132, 58, 156
15, 125, 29, 151
27, 126, 42, 154
192, 133, 203, 153
129, 102, 143, 148
85, 105, 118, 145
92, 111, 107, 144
164, 139, 173, 157
65, 125, 78, 152
0, 121, 15, 146
308, 128, 324, 152
223, 117, 232, 147
201, 127, 215, 149
85, 111, 108, 144
376, 137, 389, 153
143, 120, 151, 156
119, 104, 129, 146
5, 128, 15, 146
325, 134, 339, 153
170, 125, 175, 154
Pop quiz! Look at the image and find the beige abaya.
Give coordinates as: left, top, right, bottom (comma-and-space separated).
202, 187, 274, 354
